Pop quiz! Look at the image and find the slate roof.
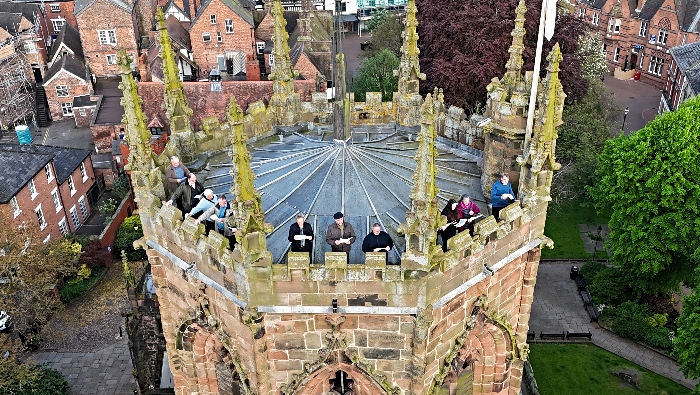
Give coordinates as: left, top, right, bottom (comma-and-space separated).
191, 0, 254, 27
43, 53, 88, 84
638, 0, 666, 20
0, 143, 91, 203
74, 0, 133, 16
677, 0, 700, 31
0, 2, 40, 24
93, 78, 124, 124
0, 12, 28, 34
48, 24, 84, 66
73, 94, 98, 108
670, 40, 700, 94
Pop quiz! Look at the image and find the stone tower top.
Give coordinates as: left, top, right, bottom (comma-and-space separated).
395, 0, 425, 96
504, 0, 527, 86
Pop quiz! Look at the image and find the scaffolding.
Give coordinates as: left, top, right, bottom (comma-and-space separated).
0, 33, 36, 133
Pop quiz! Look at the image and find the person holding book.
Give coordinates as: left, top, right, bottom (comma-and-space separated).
457, 194, 480, 236
325, 212, 356, 253
288, 215, 314, 256
439, 199, 460, 252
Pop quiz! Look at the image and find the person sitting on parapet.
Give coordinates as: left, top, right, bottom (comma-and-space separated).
288, 214, 314, 256
491, 172, 518, 220
326, 212, 356, 254
362, 223, 394, 254
166, 173, 204, 216
195, 195, 237, 250
438, 199, 459, 252
165, 155, 190, 194
457, 194, 481, 236
186, 189, 216, 231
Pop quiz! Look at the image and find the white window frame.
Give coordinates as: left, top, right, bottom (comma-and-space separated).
69, 206, 79, 229
217, 31, 222, 43
614, 47, 620, 62
592, 12, 599, 26
225, 19, 233, 33
269, 53, 275, 66
106, 54, 117, 65
210, 14, 216, 24
98, 29, 117, 45
658, 29, 668, 45
45, 163, 54, 182
51, 19, 65, 33
648, 55, 664, 76
78, 196, 88, 219
28, 179, 38, 199
11, 196, 21, 218
608, 18, 614, 32
68, 175, 76, 195
23, 41, 37, 54
50, 3, 61, 12
61, 102, 73, 116
58, 217, 69, 236
614, 18, 621, 33
36, 205, 47, 230
578, 7, 585, 18
55, 85, 68, 97
202, 32, 211, 42
639, 21, 648, 37
80, 163, 88, 182
51, 188, 62, 213
78, 108, 86, 116
256, 42, 265, 54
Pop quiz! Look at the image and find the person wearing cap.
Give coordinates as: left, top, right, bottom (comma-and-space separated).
195, 195, 237, 250
326, 212, 356, 253
288, 214, 314, 256
491, 173, 518, 220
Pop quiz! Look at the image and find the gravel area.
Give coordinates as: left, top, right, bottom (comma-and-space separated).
39, 262, 132, 352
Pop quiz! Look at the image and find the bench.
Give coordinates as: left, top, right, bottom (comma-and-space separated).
580, 289, 593, 306
574, 275, 587, 291
539, 331, 566, 340
585, 303, 600, 323
566, 331, 593, 340
527, 331, 535, 341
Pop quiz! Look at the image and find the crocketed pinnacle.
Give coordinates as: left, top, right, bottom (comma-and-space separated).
396, 0, 425, 95
410, 92, 439, 205
268, 0, 296, 88
504, 0, 527, 85
157, 8, 193, 125
118, 49, 154, 173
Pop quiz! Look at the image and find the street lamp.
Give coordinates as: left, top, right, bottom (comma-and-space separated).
621, 107, 629, 134
592, 225, 602, 261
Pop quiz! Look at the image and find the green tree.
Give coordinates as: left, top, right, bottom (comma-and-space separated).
0, 353, 69, 395
551, 78, 619, 203
590, 96, 700, 295
351, 49, 400, 102
673, 289, 700, 393
577, 31, 608, 80
366, 9, 388, 33
361, 12, 403, 59
114, 215, 147, 261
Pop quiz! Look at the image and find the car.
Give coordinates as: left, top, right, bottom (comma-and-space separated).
0, 311, 10, 333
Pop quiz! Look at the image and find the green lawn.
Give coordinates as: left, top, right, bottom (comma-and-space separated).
529, 343, 691, 395
541, 201, 607, 259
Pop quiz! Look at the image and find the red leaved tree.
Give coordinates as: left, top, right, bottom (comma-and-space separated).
417, 0, 589, 110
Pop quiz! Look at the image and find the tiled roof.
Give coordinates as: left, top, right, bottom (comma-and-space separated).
676, 0, 700, 31
93, 78, 124, 125
48, 24, 84, 66
43, 53, 88, 84
638, 0, 665, 20
0, 2, 40, 24
73, 94, 98, 108
0, 143, 91, 203
670, 40, 700, 94
0, 12, 27, 34
191, 0, 254, 27
74, 0, 133, 16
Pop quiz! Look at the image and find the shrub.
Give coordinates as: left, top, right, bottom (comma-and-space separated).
79, 239, 111, 268
112, 174, 131, 200
579, 261, 607, 282
0, 363, 68, 395
114, 215, 147, 261
644, 326, 673, 349
59, 267, 105, 303
588, 266, 634, 306
603, 301, 651, 342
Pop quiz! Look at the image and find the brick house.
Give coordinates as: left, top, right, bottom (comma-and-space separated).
42, 0, 79, 42
0, 143, 96, 242
574, 0, 700, 88
0, 3, 49, 81
145, 14, 199, 81
74, 0, 142, 77
188, 0, 255, 75
43, 24, 92, 120
72, 94, 99, 127
660, 40, 700, 111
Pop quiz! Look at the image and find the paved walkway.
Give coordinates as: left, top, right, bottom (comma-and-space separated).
30, 337, 135, 395
530, 262, 698, 389
603, 77, 661, 135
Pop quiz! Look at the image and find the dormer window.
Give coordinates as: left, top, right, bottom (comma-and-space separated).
50, 3, 60, 12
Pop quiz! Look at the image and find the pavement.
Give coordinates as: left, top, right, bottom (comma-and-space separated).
530, 262, 699, 389
603, 76, 662, 135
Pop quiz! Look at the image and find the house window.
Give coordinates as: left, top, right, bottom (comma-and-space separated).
10, 197, 20, 217
80, 163, 87, 182
639, 21, 648, 37
217, 32, 222, 43
50, 3, 60, 12
78, 108, 86, 116
648, 56, 664, 76
578, 8, 585, 18
51, 188, 61, 212
61, 102, 73, 116
106, 54, 117, 65
225, 19, 233, 33
602, 43, 607, 54
56, 85, 68, 97
58, 218, 69, 235
614, 19, 621, 33
592, 12, 599, 25
28, 179, 37, 199
51, 19, 64, 32
658, 29, 668, 45
340, 1, 346, 11
210, 14, 216, 24
78, 196, 88, 219
150, 127, 163, 135
23, 41, 37, 53
68, 175, 76, 195
36, 205, 47, 230
202, 32, 211, 42
614, 47, 620, 62
70, 206, 79, 229
256, 42, 265, 54
269, 54, 274, 66
98, 29, 117, 45
45, 164, 54, 182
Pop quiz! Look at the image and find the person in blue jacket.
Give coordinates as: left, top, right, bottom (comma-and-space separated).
491, 173, 517, 220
